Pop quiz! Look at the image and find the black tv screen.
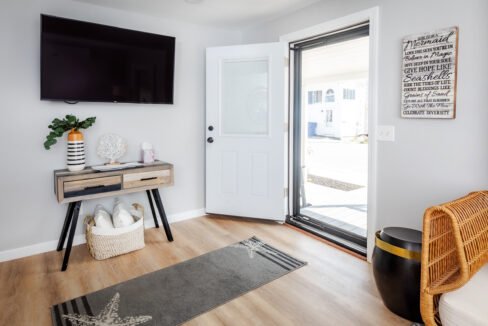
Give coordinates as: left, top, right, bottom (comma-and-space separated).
41, 15, 175, 104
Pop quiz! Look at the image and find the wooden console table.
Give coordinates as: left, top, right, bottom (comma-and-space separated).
54, 161, 174, 271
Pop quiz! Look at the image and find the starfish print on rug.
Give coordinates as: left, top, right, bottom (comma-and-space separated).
62, 292, 152, 326
230, 239, 278, 259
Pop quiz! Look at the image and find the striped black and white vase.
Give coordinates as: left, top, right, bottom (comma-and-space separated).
67, 129, 85, 172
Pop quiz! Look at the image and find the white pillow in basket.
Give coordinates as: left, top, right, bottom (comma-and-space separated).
94, 205, 114, 229
130, 206, 144, 220
112, 198, 135, 228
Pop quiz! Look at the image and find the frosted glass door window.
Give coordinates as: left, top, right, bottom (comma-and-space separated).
221, 59, 269, 135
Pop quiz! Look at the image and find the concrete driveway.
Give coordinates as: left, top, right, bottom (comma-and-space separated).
301, 137, 368, 237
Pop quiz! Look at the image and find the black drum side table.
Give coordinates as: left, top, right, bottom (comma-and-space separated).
372, 227, 423, 323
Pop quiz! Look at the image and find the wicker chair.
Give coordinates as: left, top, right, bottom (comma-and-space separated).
420, 191, 488, 325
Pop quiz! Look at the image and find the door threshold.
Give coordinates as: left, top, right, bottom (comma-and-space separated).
287, 216, 367, 258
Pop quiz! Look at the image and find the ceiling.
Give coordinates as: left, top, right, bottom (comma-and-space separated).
302, 36, 369, 82
75, 0, 322, 30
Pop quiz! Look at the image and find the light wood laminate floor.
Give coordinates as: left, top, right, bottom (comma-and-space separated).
0, 215, 409, 325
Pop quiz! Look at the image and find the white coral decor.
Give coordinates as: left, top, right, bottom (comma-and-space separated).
97, 134, 128, 164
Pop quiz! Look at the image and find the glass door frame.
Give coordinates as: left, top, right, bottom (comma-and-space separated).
287, 23, 370, 256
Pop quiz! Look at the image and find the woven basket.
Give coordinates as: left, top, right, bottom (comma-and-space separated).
85, 203, 145, 260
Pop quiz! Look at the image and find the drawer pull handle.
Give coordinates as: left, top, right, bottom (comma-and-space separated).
84, 185, 106, 190
140, 177, 158, 181
64, 184, 122, 198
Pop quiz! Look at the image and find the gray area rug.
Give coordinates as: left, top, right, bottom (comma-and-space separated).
52, 236, 307, 325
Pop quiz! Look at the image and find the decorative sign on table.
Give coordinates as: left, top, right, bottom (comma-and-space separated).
401, 27, 459, 119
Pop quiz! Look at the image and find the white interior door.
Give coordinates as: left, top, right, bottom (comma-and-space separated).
206, 43, 286, 221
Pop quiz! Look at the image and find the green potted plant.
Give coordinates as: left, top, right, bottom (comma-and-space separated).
44, 115, 96, 171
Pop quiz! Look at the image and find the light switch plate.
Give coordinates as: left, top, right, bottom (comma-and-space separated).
377, 125, 395, 141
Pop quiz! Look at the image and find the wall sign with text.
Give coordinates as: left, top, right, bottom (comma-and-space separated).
401, 27, 458, 119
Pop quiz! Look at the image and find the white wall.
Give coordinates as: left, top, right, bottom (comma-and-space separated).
0, 0, 241, 255
243, 0, 488, 233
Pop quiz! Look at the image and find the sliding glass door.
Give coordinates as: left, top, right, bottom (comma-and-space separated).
289, 24, 370, 256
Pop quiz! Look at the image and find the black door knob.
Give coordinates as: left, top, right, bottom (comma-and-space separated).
207, 137, 214, 143
208, 125, 214, 131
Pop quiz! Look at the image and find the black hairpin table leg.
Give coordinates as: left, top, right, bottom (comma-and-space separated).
61, 201, 81, 271
57, 202, 75, 251
151, 189, 173, 242
146, 190, 159, 228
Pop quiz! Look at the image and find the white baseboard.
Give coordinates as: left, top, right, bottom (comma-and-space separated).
169, 208, 207, 224
0, 208, 206, 263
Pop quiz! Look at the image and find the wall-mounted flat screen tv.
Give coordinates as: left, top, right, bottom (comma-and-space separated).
41, 15, 175, 104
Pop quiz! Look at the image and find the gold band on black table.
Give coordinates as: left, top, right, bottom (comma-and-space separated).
375, 231, 421, 261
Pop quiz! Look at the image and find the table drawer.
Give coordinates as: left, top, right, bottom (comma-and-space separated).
64, 176, 122, 198
123, 169, 172, 189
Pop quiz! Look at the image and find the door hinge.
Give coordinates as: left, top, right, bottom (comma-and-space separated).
284, 187, 288, 197
284, 57, 289, 67
284, 122, 288, 132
